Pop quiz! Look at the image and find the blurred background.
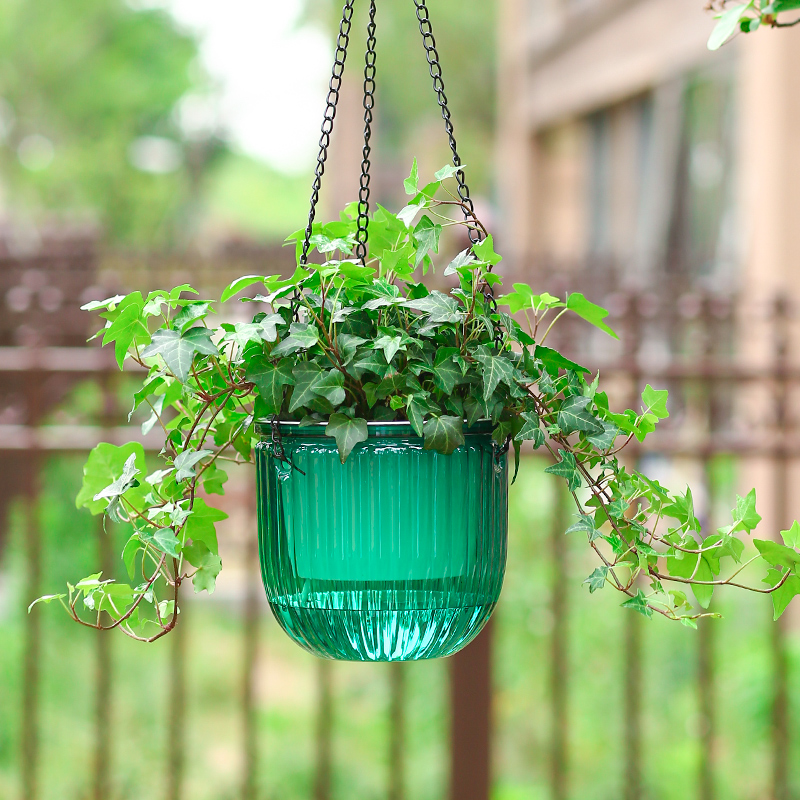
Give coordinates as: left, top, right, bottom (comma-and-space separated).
3, 1, 800, 799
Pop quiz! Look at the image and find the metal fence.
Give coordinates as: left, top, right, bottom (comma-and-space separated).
1, 241, 798, 799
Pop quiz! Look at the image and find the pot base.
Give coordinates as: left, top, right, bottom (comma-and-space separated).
269, 589, 495, 661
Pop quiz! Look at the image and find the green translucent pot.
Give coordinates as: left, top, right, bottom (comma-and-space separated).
255, 420, 508, 662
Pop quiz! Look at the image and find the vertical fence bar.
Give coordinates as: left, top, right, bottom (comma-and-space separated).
623, 612, 643, 800
449, 622, 492, 800
314, 660, 333, 800
388, 662, 405, 800
771, 296, 790, 800
549, 481, 569, 800
21, 456, 41, 800
94, 377, 115, 800
623, 294, 643, 800
242, 527, 260, 800
93, 516, 113, 800
697, 296, 718, 800
166, 603, 187, 800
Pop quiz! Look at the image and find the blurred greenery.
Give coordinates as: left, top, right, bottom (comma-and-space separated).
0, 0, 226, 247
3, 456, 800, 798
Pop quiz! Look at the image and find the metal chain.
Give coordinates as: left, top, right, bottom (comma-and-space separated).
413, 0, 502, 346
413, 0, 482, 247
355, 0, 377, 265
300, 0, 357, 266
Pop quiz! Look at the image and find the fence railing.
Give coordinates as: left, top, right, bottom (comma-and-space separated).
1, 239, 799, 799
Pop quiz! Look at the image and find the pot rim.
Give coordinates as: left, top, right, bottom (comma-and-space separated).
255, 418, 496, 437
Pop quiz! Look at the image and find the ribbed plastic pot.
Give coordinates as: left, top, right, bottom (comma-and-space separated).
255, 420, 508, 662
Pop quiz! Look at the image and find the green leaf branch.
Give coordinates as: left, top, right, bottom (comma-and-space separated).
30, 162, 800, 637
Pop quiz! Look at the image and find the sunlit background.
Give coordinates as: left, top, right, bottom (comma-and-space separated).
3, 1, 800, 799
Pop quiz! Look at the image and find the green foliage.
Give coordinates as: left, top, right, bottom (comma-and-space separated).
707, 1, 800, 50
32, 164, 800, 638
0, 0, 221, 246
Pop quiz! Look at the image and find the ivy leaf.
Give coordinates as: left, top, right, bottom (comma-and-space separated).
544, 450, 581, 491
245, 358, 295, 415
557, 396, 604, 435
754, 539, 800, 573
535, 345, 589, 375
312, 370, 346, 406
413, 215, 442, 267
566, 514, 601, 541
471, 235, 502, 267
621, 590, 653, 619
514, 412, 542, 444
423, 415, 465, 456
443, 248, 477, 276
498, 285, 562, 314
221, 275, 273, 303
325, 414, 368, 463
434, 163, 464, 181
77, 442, 147, 515
404, 291, 463, 324
92, 453, 140, 502
718, 489, 762, 536
28, 594, 68, 613
353, 350, 391, 380
663, 488, 701, 533
404, 157, 420, 195
183, 541, 223, 594
102, 300, 151, 369
708, 2, 752, 50
288, 362, 324, 413
173, 449, 213, 482
140, 329, 207, 383
781, 521, 800, 549
183, 499, 228, 554
172, 302, 211, 332
272, 323, 320, 356
122, 534, 142, 580
587, 420, 619, 450
432, 348, 463, 394
566, 293, 618, 339
584, 567, 609, 593
140, 528, 181, 559
406, 395, 431, 436
373, 334, 404, 363
473, 351, 517, 404
642, 385, 669, 420
764, 568, 800, 620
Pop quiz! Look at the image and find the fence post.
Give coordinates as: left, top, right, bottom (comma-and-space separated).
550, 480, 569, 800
314, 660, 333, 800
449, 622, 492, 800
94, 377, 116, 800
166, 602, 187, 800
93, 516, 113, 800
771, 296, 790, 800
21, 457, 41, 800
388, 662, 405, 800
242, 528, 260, 800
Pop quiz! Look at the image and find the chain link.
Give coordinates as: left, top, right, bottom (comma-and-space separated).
300, 0, 357, 266
413, 0, 482, 247
355, 0, 377, 265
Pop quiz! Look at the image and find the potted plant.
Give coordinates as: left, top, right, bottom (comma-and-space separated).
30, 163, 800, 661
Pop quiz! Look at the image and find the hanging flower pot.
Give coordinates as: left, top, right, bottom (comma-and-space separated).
255, 420, 508, 661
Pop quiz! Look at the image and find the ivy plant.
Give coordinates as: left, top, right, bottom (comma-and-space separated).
706, 0, 800, 49
30, 162, 800, 639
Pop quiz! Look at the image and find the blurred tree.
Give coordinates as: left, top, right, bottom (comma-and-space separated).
303, 0, 497, 195
0, 0, 224, 247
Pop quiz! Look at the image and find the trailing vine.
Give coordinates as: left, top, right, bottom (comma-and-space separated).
30, 164, 800, 637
